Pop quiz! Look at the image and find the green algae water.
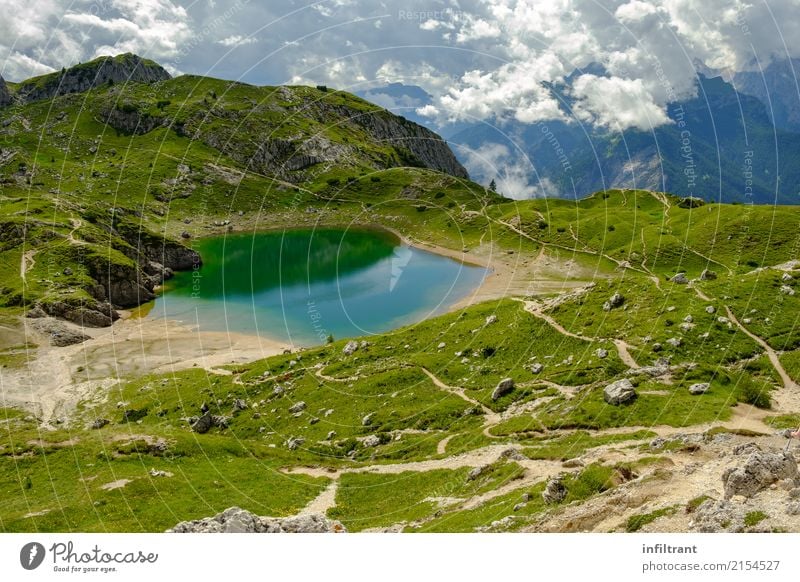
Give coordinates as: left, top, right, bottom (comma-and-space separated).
150, 228, 487, 345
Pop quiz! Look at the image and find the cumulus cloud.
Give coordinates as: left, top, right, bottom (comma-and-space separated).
3, 0, 800, 134
0, 0, 192, 80
459, 141, 554, 199
426, 0, 800, 130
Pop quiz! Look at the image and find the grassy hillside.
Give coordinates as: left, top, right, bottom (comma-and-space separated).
2, 58, 800, 533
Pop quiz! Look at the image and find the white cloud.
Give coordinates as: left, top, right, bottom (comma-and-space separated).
0, 0, 192, 80
459, 141, 552, 199
570, 74, 670, 130
217, 34, 257, 47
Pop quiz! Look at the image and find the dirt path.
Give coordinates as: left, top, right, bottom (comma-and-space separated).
300, 480, 339, 515
20, 249, 36, 282
420, 367, 491, 413
724, 306, 800, 412
437, 434, 455, 455
518, 299, 639, 369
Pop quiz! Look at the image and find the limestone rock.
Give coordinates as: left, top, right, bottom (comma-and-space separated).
167, 507, 346, 533
491, 377, 515, 401
671, 272, 689, 284
595, 348, 608, 359
542, 477, 567, 504
722, 446, 799, 499
343, 340, 359, 356
700, 269, 717, 281
688, 382, 710, 395
602, 292, 625, 311
288, 401, 306, 414
603, 378, 637, 405
363, 435, 381, 447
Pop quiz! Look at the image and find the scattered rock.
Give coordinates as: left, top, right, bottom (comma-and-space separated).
288, 401, 306, 414
491, 377, 515, 401
666, 337, 682, 348
363, 435, 381, 447
485, 314, 498, 325
595, 348, 608, 359
700, 269, 717, 281
782, 273, 793, 282
602, 292, 625, 311
343, 340, 359, 356
780, 285, 795, 296
287, 437, 305, 450
90, 418, 109, 430
722, 446, 799, 499
671, 272, 689, 284
705, 305, 716, 314
530, 363, 544, 374
168, 507, 346, 533
603, 378, 637, 405
688, 382, 710, 395
542, 477, 567, 504
683, 314, 694, 323
325, 430, 336, 440
232, 399, 248, 412
362, 413, 374, 426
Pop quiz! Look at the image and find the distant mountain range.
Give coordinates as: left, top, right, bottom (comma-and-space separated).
363, 60, 800, 204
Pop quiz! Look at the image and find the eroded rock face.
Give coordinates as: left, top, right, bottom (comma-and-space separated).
603, 378, 637, 405
722, 446, 799, 499
167, 507, 346, 533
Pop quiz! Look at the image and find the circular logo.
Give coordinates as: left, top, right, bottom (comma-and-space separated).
19, 542, 45, 570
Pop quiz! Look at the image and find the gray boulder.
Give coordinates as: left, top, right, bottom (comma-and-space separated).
700, 269, 717, 281
167, 507, 346, 533
343, 340, 359, 355
542, 477, 567, 504
363, 435, 381, 447
603, 378, 637, 405
288, 401, 306, 414
671, 272, 689, 284
602, 292, 625, 311
491, 377, 515, 401
722, 446, 799, 499
688, 382, 710, 395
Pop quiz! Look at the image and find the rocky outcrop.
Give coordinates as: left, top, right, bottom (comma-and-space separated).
33, 299, 120, 328
603, 378, 637, 405
0, 76, 13, 107
167, 507, 346, 533
102, 104, 168, 136
722, 445, 799, 499
15, 53, 170, 104
351, 110, 468, 179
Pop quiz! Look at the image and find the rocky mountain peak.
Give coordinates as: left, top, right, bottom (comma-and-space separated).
14, 53, 171, 104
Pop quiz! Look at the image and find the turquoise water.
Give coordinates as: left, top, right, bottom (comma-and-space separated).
149, 228, 487, 345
